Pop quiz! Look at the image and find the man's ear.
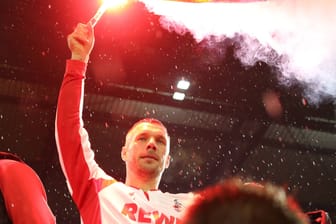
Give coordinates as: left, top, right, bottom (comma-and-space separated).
121, 146, 127, 162
165, 155, 171, 169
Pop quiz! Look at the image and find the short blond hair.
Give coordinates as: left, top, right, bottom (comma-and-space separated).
124, 118, 170, 149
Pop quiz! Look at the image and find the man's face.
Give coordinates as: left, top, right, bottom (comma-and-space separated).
122, 122, 171, 178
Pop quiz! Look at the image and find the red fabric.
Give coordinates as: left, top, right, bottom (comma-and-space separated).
0, 159, 55, 224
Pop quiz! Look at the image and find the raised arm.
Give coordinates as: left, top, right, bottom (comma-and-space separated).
55, 23, 112, 207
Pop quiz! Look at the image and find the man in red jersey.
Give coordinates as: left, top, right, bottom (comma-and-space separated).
55, 22, 194, 224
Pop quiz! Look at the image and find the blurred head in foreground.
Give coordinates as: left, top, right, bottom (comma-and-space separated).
182, 179, 309, 224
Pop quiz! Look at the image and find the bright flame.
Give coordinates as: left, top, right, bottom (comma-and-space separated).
89, 0, 130, 26
102, 0, 129, 10
139, 0, 336, 104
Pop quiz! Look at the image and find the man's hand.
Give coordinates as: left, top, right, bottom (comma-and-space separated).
67, 23, 95, 63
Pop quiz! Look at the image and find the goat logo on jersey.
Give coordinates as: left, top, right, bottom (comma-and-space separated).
173, 199, 183, 212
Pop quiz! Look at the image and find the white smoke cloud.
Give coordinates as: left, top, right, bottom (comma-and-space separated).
140, 0, 336, 104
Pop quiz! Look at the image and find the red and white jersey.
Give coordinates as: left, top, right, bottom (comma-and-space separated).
55, 60, 194, 224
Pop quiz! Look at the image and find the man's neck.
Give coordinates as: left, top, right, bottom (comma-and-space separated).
125, 175, 160, 192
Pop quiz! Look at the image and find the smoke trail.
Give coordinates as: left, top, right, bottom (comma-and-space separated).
140, 0, 336, 104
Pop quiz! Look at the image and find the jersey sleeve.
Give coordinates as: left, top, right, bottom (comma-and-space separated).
55, 60, 113, 207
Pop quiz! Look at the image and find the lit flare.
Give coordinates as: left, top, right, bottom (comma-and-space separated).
89, 0, 129, 27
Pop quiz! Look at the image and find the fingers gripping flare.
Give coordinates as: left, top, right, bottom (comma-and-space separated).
68, 23, 95, 62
